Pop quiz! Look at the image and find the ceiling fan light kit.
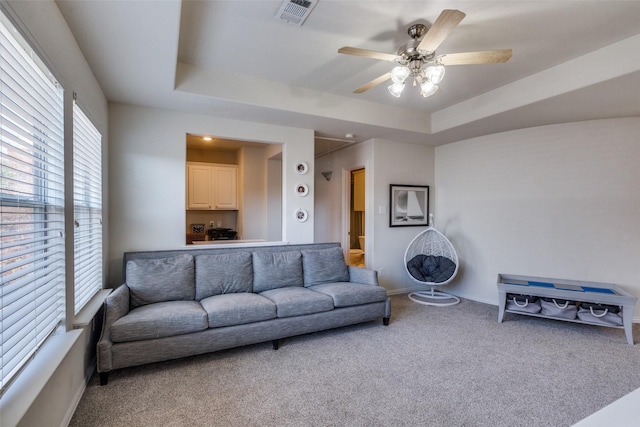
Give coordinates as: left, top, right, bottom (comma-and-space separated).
388, 81, 405, 98
391, 66, 411, 83
338, 9, 512, 99
419, 80, 438, 98
426, 65, 445, 84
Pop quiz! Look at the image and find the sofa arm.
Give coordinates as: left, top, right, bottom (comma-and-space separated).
97, 284, 130, 374
348, 266, 379, 286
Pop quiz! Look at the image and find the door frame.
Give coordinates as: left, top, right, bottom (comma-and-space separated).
341, 165, 367, 266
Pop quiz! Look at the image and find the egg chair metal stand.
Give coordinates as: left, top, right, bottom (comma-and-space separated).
405, 215, 460, 306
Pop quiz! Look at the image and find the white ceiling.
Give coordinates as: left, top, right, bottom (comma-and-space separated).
55, 0, 640, 151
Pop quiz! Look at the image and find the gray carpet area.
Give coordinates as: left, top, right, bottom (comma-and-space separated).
70, 295, 640, 427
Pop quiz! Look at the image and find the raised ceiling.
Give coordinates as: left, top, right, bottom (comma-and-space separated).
55, 0, 640, 148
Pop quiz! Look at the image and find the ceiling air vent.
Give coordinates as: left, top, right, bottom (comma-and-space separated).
275, 0, 318, 26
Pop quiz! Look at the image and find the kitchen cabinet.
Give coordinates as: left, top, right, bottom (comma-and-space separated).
187, 163, 238, 210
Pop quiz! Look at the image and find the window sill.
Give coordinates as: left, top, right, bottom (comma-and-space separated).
74, 289, 111, 328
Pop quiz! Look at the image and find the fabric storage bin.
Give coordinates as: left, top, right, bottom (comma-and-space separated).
540, 298, 577, 319
577, 302, 623, 326
506, 293, 541, 314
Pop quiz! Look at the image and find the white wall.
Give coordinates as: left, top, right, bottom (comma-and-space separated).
267, 158, 283, 241
370, 139, 435, 293
238, 145, 267, 240
314, 140, 372, 244
108, 103, 314, 286
436, 117, 640, 320
315, 139, 436, 294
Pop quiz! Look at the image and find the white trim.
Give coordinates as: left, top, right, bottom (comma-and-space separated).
61, 375, 88, 427
74, 289, 111, 328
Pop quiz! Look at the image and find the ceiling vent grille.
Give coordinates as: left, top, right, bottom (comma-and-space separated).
275, 0, 318, 26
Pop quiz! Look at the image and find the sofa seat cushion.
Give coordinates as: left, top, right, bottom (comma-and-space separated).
252, 250, 303, 292
200, 293, 276, 328
126, 254, 195, 308
308, 283, 387, 308
111, 301, 207, 343
195, 252, 253, 300
260, 287, 334, 318
301, 246, 350, 286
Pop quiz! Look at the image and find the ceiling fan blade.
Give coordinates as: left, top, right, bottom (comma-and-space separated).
438, 49, 512, 65
353, 72, 392, 94
338, 46, 398, 62
418, 9, 466, 53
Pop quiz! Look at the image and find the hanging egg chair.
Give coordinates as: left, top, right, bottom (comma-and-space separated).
405, 214, 460, 306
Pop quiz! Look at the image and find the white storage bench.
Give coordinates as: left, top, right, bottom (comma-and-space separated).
497, 273, 637, 345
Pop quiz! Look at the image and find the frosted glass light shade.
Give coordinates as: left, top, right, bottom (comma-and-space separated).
420, 80, 438, 98
391, 66, 410, 83
426, 65, 445, 84
388, 82, 405, 97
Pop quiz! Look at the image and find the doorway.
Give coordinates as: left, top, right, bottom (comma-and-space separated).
348, 168, 365, 267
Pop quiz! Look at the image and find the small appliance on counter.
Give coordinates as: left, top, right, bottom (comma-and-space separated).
207, 227, 238, 241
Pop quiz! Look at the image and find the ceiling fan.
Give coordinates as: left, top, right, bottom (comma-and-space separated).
338, 9, 512, 98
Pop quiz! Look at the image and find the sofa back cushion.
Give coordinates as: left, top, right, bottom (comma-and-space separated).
194, 252, 253, 299
126, 254, 195, 308
252, 250, 303, 293
301, 246, 350, 286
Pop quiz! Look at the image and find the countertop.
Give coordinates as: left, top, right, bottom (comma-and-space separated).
190, 239, 269, 246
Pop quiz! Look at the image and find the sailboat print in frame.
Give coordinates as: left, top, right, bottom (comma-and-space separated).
389, 184, 429, 227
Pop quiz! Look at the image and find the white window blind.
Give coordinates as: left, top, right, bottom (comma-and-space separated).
73, 102, 102, 313
0, 12, 65, 392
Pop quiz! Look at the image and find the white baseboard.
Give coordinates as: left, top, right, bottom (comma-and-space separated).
61, 377, 88, 427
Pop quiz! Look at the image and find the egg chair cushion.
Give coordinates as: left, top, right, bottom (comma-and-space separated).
407, 254, 456, 284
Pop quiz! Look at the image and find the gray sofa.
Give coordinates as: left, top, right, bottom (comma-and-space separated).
97, 243, 391, 385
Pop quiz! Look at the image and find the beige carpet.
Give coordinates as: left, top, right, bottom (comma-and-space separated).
70, 295, 640, 426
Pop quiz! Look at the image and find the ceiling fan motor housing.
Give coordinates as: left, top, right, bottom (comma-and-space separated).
407, 23, 426, 40
398, 26, 436, 65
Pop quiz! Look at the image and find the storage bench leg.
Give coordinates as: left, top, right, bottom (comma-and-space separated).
497, 289, 506, 323
623, 305, 635, 345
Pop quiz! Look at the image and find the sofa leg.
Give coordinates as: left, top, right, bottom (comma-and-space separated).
383, 317, 390, 326
272, 339, 280, 350
99, 372, 109, 386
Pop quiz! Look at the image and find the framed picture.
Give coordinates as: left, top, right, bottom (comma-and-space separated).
295, 161, 308, 175
295, 208, 308, 222
389, 185, 429, 227
191, 223, 205, 233
295, 183, 309, 197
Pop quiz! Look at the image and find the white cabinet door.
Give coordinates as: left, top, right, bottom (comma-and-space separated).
187, 163, 238, 210
212, 166, 238, 209
187, 164, 213, 209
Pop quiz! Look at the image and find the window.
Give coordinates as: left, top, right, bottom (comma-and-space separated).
73, 102, 102, 313
0, 12, 65, 391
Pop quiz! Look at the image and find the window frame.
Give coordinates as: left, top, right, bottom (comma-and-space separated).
1, 9, 66, 393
